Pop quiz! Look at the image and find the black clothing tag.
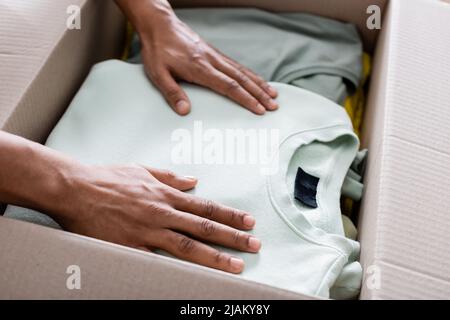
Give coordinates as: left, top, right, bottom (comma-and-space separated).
294, 167, 319, 208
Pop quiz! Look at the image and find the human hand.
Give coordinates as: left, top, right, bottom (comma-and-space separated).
56, 164, 261, 274
116, 0, 278, 115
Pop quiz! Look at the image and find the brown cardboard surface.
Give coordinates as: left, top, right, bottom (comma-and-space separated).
0, 0, 125, 143
359, 0, 450, 299
0, 216, 313, 299
1, 0, 450, 299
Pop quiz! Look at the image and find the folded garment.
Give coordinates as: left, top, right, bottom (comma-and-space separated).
6, 61, 362, 298
128, 8, 363, 105
5, 60, 362, 299
341, 215, 358, 241
128, 7, 368, 231
341, 149, 368, 202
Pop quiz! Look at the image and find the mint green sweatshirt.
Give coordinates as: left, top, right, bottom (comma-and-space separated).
6, 61, 362, 299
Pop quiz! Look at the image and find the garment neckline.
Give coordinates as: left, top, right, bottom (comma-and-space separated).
266, 124, 360, 258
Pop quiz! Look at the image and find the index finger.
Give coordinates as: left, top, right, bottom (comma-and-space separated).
195, 66, 266, 115
211, 47, 278, 99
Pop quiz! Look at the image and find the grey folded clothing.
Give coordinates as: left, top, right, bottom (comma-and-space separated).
129, 8, 363, 104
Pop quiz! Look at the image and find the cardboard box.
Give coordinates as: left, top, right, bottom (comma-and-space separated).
0, 0, 125, 142
1, 0, 450, 299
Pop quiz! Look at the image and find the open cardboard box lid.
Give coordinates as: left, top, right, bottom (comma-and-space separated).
1, 0, 450, 299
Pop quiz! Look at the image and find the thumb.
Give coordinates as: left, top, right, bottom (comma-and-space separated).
151, 69, 191, 115
145, 167, 198, 191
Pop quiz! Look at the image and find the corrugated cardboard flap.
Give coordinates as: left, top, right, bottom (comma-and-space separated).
0, 0, 125, 142
0, 217, 313, 299
359, 0, 450, 299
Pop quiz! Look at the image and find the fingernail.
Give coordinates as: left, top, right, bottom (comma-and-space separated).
230, 257, 244, 272
269, 99, 279, 110
184, 175, 197, 181
175, 100, 190, 115
243, 215, 256, 228
256, 104, 266, 115
248, 237, 261, 252
268, 86, 278, 98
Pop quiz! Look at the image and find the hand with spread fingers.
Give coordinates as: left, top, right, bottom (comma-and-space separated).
116, 0, 278, 115
0, 0, 269, 277
57, 164, 261, 274
1, 132, 261, 274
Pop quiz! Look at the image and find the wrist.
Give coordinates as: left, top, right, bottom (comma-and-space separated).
14, 140, 87, 223
39, 157, 88, 223
0, 131, 87, 224
116, 0, 175, 36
